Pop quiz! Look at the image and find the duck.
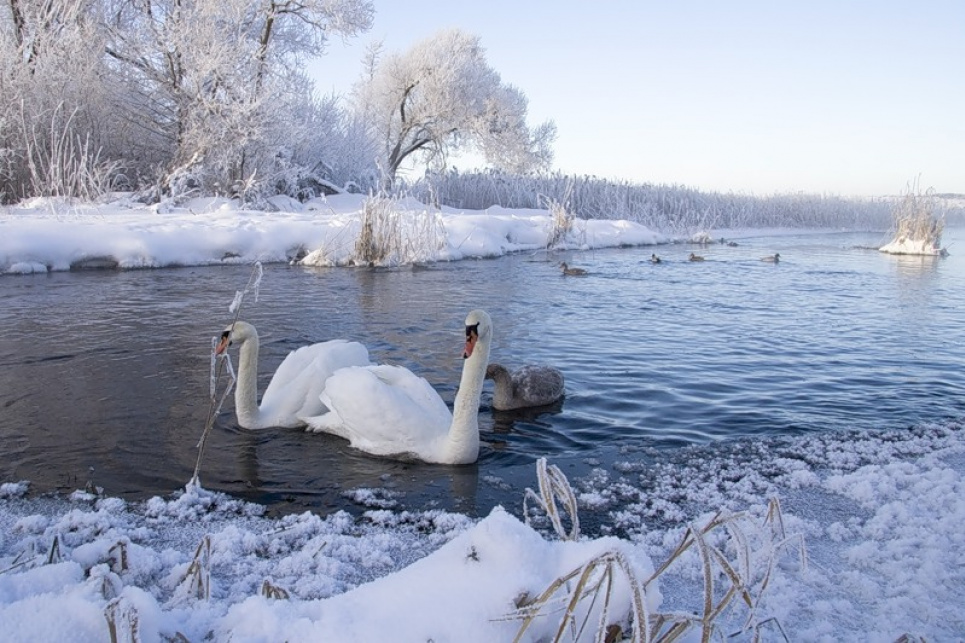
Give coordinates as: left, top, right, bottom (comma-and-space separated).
486, 363, 565, 411
650, 253, 662, 264
302, 310, 493, 464
560, 262, 587, 276
688, 252, 705, 261
761, 253, 781, 263
215, 321, 371, 430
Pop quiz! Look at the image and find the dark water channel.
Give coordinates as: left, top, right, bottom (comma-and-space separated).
2, 229, 964, 518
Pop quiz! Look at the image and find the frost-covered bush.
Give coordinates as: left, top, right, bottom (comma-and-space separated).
407, 169, 896, 233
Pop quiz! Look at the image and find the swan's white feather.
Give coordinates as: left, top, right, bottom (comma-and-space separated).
302, 309, 493, 464
222, 321, 371, 430
307, 364, 452, 457
259, 340, 371, 427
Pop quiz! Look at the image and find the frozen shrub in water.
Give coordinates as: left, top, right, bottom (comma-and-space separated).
880, 183, 947, 256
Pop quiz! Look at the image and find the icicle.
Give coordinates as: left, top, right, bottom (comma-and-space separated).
228, 262, 263, 312
228, 291, 244, 314
222, 353, 237, 389
209, 336, 218, 398
247, 262, 263, 303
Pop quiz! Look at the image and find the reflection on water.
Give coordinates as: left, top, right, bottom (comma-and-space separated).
1, 229, 964, 517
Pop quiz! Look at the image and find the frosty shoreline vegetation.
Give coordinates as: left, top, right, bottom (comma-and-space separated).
3, 189, 961, 275
1, 192, 671, 275
2, 420, 963, 641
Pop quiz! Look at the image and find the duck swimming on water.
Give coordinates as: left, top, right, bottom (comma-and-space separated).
560, 262, 587, 276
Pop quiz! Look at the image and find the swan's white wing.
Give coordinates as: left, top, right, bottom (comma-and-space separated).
260, 340, 370, 427
308, 364, 452, 456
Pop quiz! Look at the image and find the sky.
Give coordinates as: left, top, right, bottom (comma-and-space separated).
309, 1, 965, 198
1, 197, 964, 639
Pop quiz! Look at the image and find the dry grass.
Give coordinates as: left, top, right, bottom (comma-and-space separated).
512, 462, 806, 643
541, 180, 588, 250
17, 102, 120, 202
544, 195, 574, 249
105, 596, 141, 643
261, 579, 291, 600
524, 457, 581, 541
881, 180, 947, 255
176, 535, 213, 602
106, 596, 190, 643
510, 549, 649, 643
352, 194, 447, 266
109, 540, 129, 574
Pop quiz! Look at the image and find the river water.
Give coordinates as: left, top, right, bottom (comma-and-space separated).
2, 228, 964, 518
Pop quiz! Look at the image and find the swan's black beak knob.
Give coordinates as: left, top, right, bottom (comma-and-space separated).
463, 323, 479, 359
215, 330, 232, 355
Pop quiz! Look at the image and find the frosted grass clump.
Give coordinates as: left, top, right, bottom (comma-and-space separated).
515, 479, 806, 642
350, 195, 448, 266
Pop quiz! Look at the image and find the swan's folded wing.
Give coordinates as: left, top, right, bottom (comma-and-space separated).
307, 364, 452, 455
367, 365, 452, 423
263, 340, 370, 421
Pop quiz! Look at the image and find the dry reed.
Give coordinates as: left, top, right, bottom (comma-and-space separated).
511, 463, 806, 643
351, 194, 446, 266
176, 535, 212, 602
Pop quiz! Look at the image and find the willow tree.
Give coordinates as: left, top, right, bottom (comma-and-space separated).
354, 28, 556, 186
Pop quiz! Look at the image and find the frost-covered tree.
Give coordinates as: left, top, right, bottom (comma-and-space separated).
0, 0, 115, 201
353, 28, 556, 185
98, 0, 373, 198
1, 0, 375, 202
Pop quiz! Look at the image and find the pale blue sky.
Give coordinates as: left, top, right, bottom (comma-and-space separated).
309, 1, 964, 197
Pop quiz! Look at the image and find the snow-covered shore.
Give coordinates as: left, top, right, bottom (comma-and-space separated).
0, 193, 666, 275
3, 421, 964, 641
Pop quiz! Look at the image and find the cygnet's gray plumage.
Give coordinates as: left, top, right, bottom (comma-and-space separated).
485, 363, 565, 411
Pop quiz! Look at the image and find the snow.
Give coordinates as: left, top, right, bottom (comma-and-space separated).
2, 195, 964, 641
0, 193, 667, 274
878, 237, 948, 256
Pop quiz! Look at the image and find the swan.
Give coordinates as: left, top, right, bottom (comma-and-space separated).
761, 253, 781, 263
485, 363, 565, 411
215, 321, 371, 430
303, 310, 493, 464
560, 262, 587, 276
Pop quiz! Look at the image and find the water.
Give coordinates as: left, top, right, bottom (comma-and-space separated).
2, 229, 964, 517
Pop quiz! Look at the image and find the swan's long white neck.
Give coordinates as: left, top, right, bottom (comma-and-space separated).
232, 327, 264, 428
439, 329, 491, 464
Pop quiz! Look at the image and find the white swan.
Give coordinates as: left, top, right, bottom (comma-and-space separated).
485, 363, 565, 411
302, 309, 493, 464
215, 321, 371, 430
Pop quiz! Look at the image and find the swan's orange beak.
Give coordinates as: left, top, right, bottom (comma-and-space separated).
463, 325, 478, 359
215, 331, 231, 355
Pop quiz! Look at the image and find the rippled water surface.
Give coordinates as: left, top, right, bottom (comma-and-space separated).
2, 228, 964, 516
